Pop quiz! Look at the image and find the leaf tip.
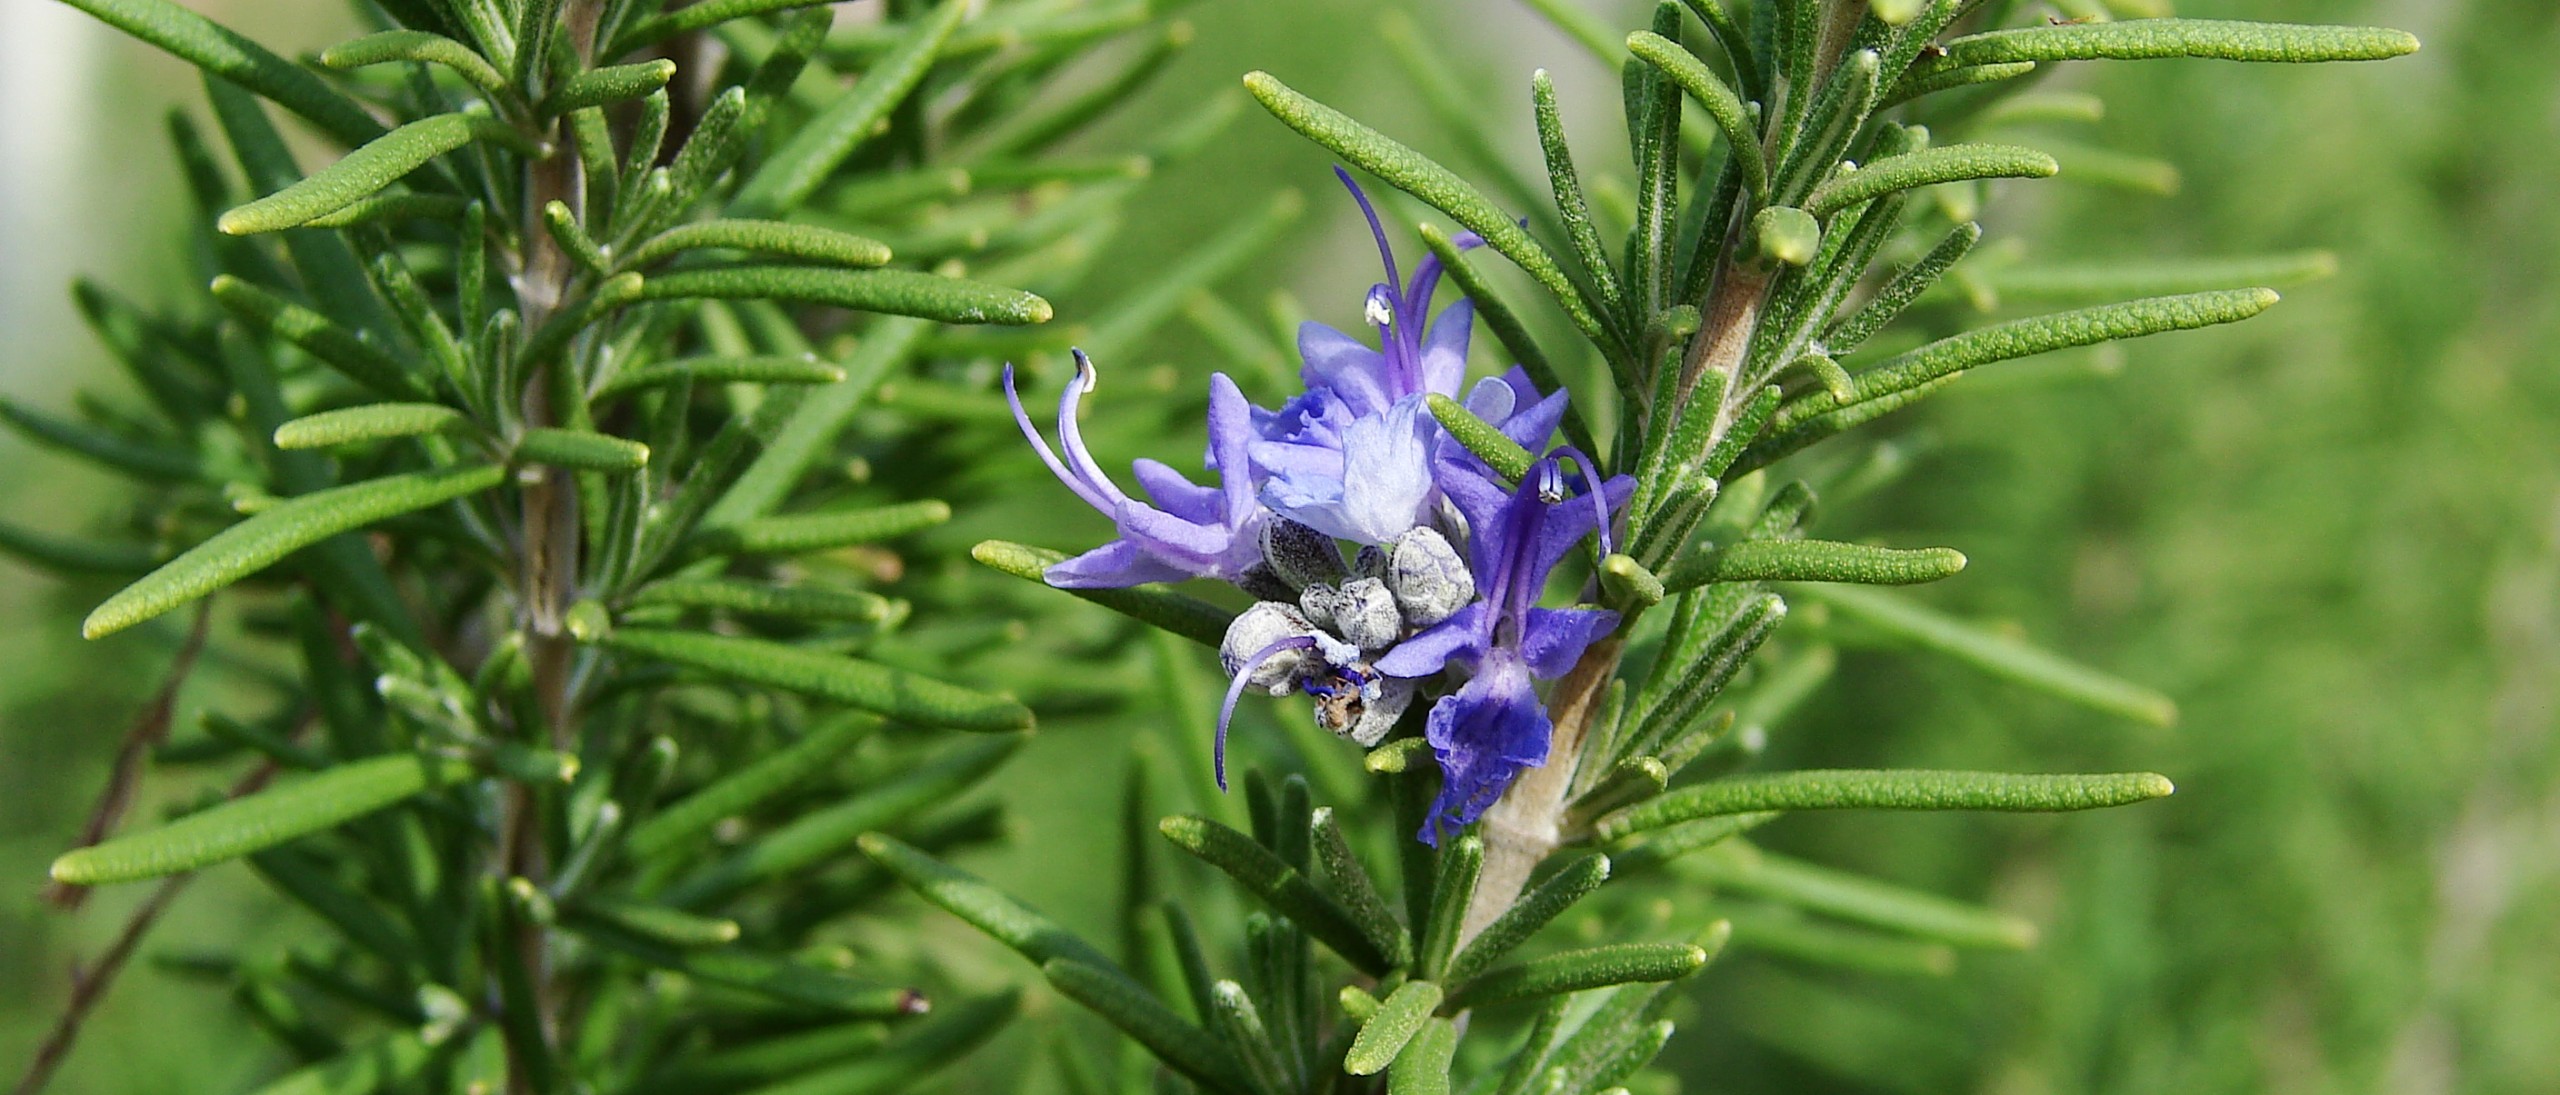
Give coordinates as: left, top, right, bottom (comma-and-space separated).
2138, 772, 2176, 799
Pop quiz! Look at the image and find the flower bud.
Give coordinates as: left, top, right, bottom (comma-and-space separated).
1220, 602, 1321, 695
1385, 526, 1473, 627
1260, 517, 1347, 591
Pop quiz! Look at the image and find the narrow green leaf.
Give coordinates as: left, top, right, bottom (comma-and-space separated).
317, 29, 504, 92
636, 1024, 891, 1092
973, 540, 1233, 648
598, 354, 846, 398
628, 219, 893, 271
272, 403, 465, 449
1941, 18, 2420, 66
860, 832, 1126, 975
569, 917, 924, 1016
1599, 554, 1666, 609
1886, 60, 2037, 106
540, 200, 612, 275
1626, 30, 1766, 204
674, 737, 1021, 903
1159, 815, 1395, 976
210, 275, 428, 400
709, 316, 929, 525
732, 0, 969, 215
691, 500, 951, 556
1446, 854, 1612, 985
1769, 289, 2280, 449
1425, 394, 1533, 482
640, 267, 1051, 326
1668, 539, 1965, 591
0, 520, 157, 576
1447, 942, 1706, 1009
1725, 910, 1953, 976
1753, 206, 1822, 267
1244, 71, 1607, 345
1531, 70, 1624, 321
516, 428, 650, 472
0, 397, 202, 482
628, 711, 879, 858
1043, 958, 1239, 1092
1791, 582, 2179, 726
1983, 251, 2338, 303
1824, 221, 1979, 354
739, 992, 1017, 1095
85, 465, 504, 638
1597, 769, 2176, 841
1311, 808, 1413, 971
1804, 144, 2057, 218
565, 896, 741, 948
544, 59, 675, 114
619, 0, 840, 43
1347, 980, 1444, 1076
627, 578, 895, 623
1607, 811, 1780, 870
1206, 981, 1295, 1095
600, 629, 1033, 731
50, 754, 472, 885
1688, 843, 2036, 949
218, 112, 481, 234
1387, 1017, 1457, 1095
1417, 834, 1482, 982
67, 0, 384, 146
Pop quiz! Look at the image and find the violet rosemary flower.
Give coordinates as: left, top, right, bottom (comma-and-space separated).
1005, 351, 1266, 588
1375, 454, 1632, 842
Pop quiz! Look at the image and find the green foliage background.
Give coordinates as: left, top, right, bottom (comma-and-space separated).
3, 0, 2552, 1092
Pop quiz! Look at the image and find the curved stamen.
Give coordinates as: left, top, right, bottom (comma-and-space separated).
1004, 363, 1113, 511
1215, 635, 1319, 790
1055, 349, 1128, 507
1554, 445, 1618, 557
1335, 167, 1401, 297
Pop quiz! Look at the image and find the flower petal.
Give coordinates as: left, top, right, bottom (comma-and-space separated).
1521, 606, 1619, 679
1372, 602, 1487, 678
1044, 539, 1194, 588
1418, 654, 1550, 843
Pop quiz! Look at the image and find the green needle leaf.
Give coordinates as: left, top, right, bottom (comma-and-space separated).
1425, 394, 1533, 482
1347, 980, 1444, 1076
628, 712, 880, 858
1941, 18, 2421, 66
671, 737, 1023, 899
1043, 958, 1239, 1092
691, 500, 951, 556
627, 220, 894, 270
317, 29, 504, 93
859, 833, 1127, 973
1387, 1017, 1458, 1095
598, 354, 846, 398
1983, 251, 2339, 303
566, 917, 924, 1016
600, 629, 1032, 731
1791, 582, 2180, 726
640, 267, 1051, 326
1447, 942, 1708, 1008
732, 0, 970, 215
1668, 540, 1967, 591
1244, 70, 1608, 346
1158, 815, 1397, 976
1626, 30, 1767, 204
218, 112, 483, 234
0, 397, 203, 482
1597, 769, 2176, 841
626, 578, 896, 623
1445, 853, 1612, 984
211, 275, 429, 400
49, 753, 474, 884
973, 540, 1234, 648
85, 465, 505, 638
544, 59, 676, 114
67, 0, 385, 146
1688, 843, 2037, 949
515, 428, 650, 472
273, 404, 467, 449
565, 897, 741, 948
1804, 145, 2058, 219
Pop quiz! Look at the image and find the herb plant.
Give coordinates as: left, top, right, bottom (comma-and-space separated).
13, 1, 2420, 1094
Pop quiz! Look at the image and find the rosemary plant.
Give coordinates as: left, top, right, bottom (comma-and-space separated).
886, 2, 2419, 1093
15, 0, 1240, 1091
15, 0, 2430, 1093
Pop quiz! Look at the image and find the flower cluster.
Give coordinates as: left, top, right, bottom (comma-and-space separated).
1010, 172, 1627, 841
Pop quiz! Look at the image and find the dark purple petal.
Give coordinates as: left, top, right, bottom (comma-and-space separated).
1531, 474, 1634, 581
1418, 653, 1550, 843
1373, 602, 1489, 678
1520, 606, 1618, 679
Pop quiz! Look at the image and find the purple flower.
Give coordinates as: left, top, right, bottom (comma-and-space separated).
1375, 455, 1632, 842
1248, 170, 1568, 545
1006, 350, 1266, 588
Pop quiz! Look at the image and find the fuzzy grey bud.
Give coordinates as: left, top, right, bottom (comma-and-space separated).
1259, 517, 1346, 591
1351, 544, 1389, 581
1385, 526, 1474, 627
1331, 578, 1405, 650
1220, 602, 1320, 695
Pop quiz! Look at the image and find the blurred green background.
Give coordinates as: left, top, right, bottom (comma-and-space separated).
4, 0, 2552, 1091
